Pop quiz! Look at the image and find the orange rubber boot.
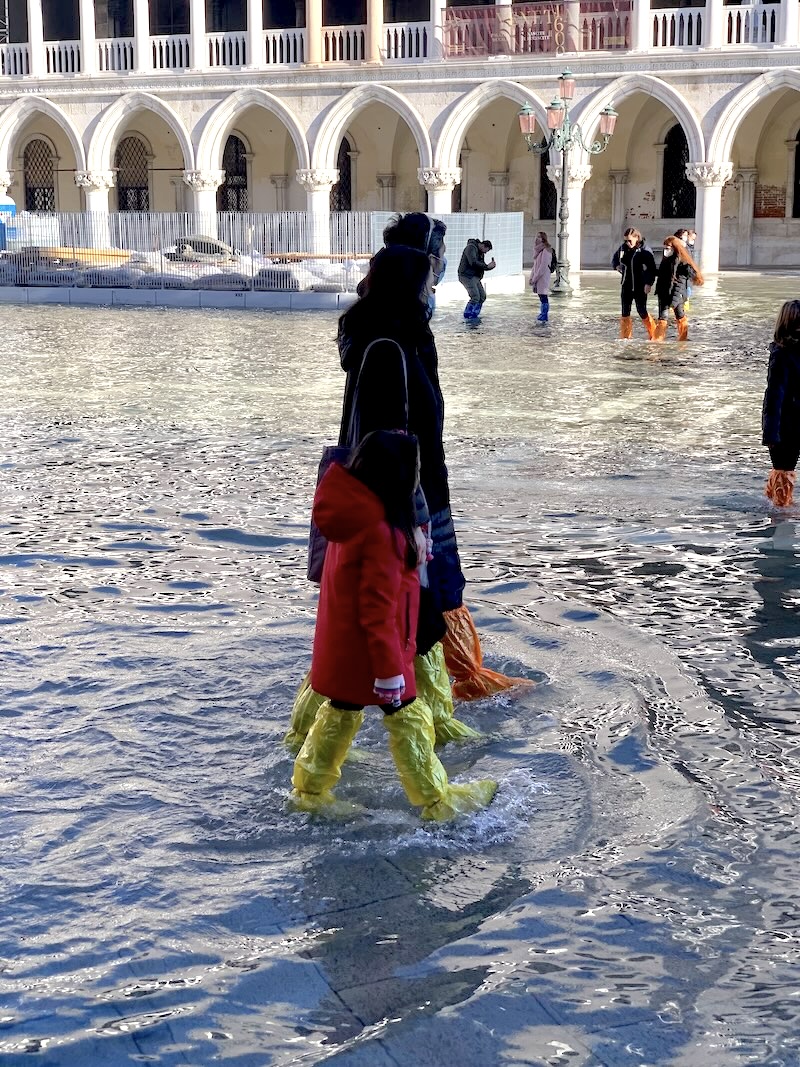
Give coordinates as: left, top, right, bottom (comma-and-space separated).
619, 316, 633, 339
653, 319, 668, 342
642, 314, 656, 339
765, 469, 796, 508
442, 603, 530, 701
676, 316, 689, 341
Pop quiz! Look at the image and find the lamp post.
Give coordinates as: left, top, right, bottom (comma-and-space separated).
519, 71, 618, 296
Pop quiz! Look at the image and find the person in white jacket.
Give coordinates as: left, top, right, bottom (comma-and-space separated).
529, 232, 553, 322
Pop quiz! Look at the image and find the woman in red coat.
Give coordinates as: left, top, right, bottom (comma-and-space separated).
292, 430, 496, 822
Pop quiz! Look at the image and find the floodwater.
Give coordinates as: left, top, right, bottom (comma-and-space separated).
2, 274, 800, 1067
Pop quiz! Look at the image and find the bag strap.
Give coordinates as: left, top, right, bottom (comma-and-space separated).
341, 337, 408, 446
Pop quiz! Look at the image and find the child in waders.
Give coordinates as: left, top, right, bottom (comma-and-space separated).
763, 299, 800, 508
291, 429, 496, 821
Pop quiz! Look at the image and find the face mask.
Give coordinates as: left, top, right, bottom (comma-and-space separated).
663, 248, 673, 257
688, 240, 695, 248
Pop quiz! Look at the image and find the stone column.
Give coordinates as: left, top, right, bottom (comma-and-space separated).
547, 161, 591, 273
564, 0, 581, 53
781, 0, 799, 46
247, 0, 263, 66
134, 0, 151, 72
75, 170, 115, 246
376, 174, 396, 212
26, 0, 45, 76
631, 0, 651, 52
488, 171, 509, 213
79, 0, 97, 74
733, 168, 757, 267
706, 0, 724, 48
182, 170, 224, 233
431, 0, 446, 59
609, 169, 629, 239
686, 161, 734, 274
367, 0, 383, 62
271, 173, 289, 211
417, 167, 461, 215
306, 0, 322, 63
189, 0, 207, 69
296, 168, 338, 253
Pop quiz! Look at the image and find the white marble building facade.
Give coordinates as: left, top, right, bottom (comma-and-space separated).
2, 0, 800, 269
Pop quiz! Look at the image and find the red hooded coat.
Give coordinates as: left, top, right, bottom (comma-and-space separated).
310, 463, 420, 706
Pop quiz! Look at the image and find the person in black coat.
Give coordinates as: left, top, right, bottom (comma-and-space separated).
611, 227, 657, 339
286, 246, 523, 753
654, 235, 703, 341
763, 299, 800, 507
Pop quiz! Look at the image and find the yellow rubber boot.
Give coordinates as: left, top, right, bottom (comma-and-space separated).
283, 673, 326, 752
415, 643, 480, 745
676, 316, 689, 341
291, 701, 364, 811
442, 603, 530, 701
619, 315, 633, 339
383, 698, 497, 822
653, 318, 668, 342
765, 469, 796, 508
642, 314, 656, 339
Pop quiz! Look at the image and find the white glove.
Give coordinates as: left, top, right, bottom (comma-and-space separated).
374, 675, 405, 706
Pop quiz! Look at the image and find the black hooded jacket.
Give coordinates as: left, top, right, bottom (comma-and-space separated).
762, 340, 800, 446
612, 241, 656, 295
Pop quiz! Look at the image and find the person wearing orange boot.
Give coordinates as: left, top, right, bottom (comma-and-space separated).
612, 228, 657, 339
762, 299, 800, 508
653, 235, 703, 341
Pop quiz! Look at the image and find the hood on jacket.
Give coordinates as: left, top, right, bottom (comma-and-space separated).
313, 462, 386, 543
769, 340, 800, 370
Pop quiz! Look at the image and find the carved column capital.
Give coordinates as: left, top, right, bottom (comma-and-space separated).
75, 170, 116, 191
547, 162, 592, 188
732, 167, 758, 188
270, 173, 289, 189
609, 169, 630, 185
182, 169, 225, 191
417, 167, 462, 192
686, 161, 734, 188
376, 173, 396, 189
488, 171, 510, 187
295, 168, 339, 191
0, 170, 14, 194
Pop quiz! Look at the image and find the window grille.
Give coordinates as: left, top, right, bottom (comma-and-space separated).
217, 135, 249, 211
23, 140, 56, 212
115, 136, 150, 212
330, 139, 352, 211
540, 152, 556, 219
662, 124, 695, 219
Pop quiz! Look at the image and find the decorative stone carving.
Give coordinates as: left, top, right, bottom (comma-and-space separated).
182, 169, 225, 191
376, 173, 396, 188
546, 163, 592, 187
609, 169, 630, 185
0, 170, 14, 194
686, 161, 734, 187
417, 167, 462, 191
488, 171, 510, 186
270, 174, 289, 189
732, 167, 758, 189
295, 168, 339, 191
75, 170, 116, 190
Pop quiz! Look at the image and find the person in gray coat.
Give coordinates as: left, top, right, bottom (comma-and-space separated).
457, 238, 495, 320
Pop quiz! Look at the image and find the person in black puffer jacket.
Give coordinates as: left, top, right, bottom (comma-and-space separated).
654, 235, 703, 341
611, 228, 657, 339
285, 246, 525, 754
763, 299, 800, 508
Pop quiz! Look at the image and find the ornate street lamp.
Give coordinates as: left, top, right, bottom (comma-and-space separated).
519, 72, 617, 296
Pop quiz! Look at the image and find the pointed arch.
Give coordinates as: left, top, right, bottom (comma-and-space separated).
312, 84, 431, 171
435, 80, 547, 172
0, 96, 86, 172
710, 69, 800, 162
571, 74, 705, 165
86, 92, 194, 172
195, 88, 309, 172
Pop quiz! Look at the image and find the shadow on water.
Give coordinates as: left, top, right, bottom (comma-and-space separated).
1, 276, 799, 1066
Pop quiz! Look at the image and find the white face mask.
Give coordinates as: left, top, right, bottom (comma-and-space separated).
688, 240, 695, 248
663, 248, 673, 257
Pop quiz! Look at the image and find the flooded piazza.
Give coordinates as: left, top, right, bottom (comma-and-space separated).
2, 273, 800, 1067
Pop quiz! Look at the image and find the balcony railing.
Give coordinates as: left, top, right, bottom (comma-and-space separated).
207, 31, 247, 68
444, 1, 631, 58
652, 8, 703, 48
98, 37, 134, 72
727, 3, 778, 45
0, 43, 30, 76
263, 28, 305, 66
322, 25, 366, 62
151, 34, 191, 71
44, 39, 81, 74
384, 21, 429, 60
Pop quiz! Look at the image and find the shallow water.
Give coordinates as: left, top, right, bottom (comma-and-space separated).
2, 275, 800, 1066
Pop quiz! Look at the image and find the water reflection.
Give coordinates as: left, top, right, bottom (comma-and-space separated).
1, 276, 799, 1066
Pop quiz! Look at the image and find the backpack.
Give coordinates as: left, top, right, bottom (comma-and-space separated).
549, 247, 558, 273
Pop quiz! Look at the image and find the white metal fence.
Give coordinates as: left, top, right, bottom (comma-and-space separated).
0, 210, 523, 294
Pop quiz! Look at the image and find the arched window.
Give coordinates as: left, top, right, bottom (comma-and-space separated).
794, 133, 800, 219
23, 139, 56, 211
115, 136, 150, 212
330, 138, 352, 211
662, 124, 696, 219
217, 135, 248, 211
540, 152, 556, 219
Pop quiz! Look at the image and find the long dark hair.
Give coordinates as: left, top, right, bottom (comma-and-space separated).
383, 211, 447, 261
346, 430, 420, 568
774, 299, 800, 347
341, 245, 431, 335
662, 235, 704, 285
